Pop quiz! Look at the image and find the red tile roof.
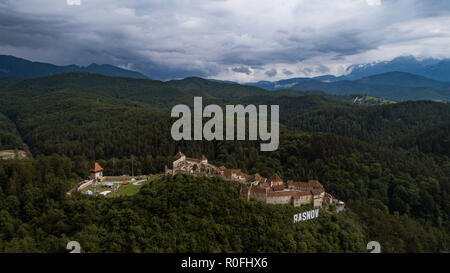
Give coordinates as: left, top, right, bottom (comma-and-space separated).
90, 162, 103, 173
186, 157, 201, 163
251, 187, 267, 194
174, 151, 185, 160
289, 182, 308, 189
224, 169, 246, 178
272, 185, 285, 191
216, 166, 227, 174
254, 173, 263, 181
291, 192, 301, 199
224, 169, 232, 177
268, 173, 283, 183
311, 188, 325, 195
298, 191, 312, 197
308, 180, 323, 188
266, 190, 297, 197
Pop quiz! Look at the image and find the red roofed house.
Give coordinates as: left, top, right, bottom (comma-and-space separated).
308, 180, 323, 189
292, 192, 301, 207
173, 152, 186, 168
249, 187, 268, 202
267, 173, 284, 187
243, 173, 265, 186
166, 151, 330, 209
171, 152, 209, 174
201, 155, 208, 165
259, 180, 271, 189
272, 184, 285, 192
288, 181, 309, 191
90, 162, 104, 180
311, 188, 325, 208
216, 166, 227, 175
266, 190, 302, 206
224, 169, 247, 182
299, 191, 313, 205
253, 173, 264, 183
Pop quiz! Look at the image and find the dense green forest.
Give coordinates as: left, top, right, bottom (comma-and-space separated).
0, 113, 23, 151
0, 73, 448, 252
392, 122, 450, 156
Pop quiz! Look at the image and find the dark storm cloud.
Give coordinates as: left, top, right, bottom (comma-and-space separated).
0, 0, 450, 81
0, 10, 68, 48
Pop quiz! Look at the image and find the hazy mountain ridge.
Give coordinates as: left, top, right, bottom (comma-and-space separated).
346, 56, 450, 81
246, 71, 450, 102
3, 54, 450, 102
0, 55, 148, 79
356, 72, 450, 88
246, 56, 450, 101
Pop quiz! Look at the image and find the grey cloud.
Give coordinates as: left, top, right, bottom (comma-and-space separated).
298, 64, 330, 77
265, 68, 277, 77
0, 0, 450, 81
317, 64, 330, 74
232, 66, 251, 75
283, 69, 293, 76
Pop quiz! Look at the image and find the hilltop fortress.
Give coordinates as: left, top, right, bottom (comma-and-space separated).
165, 152, 344, 210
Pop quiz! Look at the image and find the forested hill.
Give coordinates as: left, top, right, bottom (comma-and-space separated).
0, 162, 368, 252
0, 72, 448, 252
0, 73, 448, 154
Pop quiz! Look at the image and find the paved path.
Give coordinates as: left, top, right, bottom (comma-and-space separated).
132, 179, 146, 186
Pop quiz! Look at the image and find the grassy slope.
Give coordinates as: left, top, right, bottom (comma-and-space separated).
106, 174, 164, 198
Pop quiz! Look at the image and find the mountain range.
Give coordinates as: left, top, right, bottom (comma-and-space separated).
247, 72, 450, 102
246, 55, 450, 102
2, 54, 450, 102
0, 55, 147, 79
345, 56, 450, 81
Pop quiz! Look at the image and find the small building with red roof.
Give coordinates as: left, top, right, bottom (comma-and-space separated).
267, 173, 284, 186
90, 162, 104, 180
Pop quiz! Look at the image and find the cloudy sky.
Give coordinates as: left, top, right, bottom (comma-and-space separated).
0, 0, 450, 82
